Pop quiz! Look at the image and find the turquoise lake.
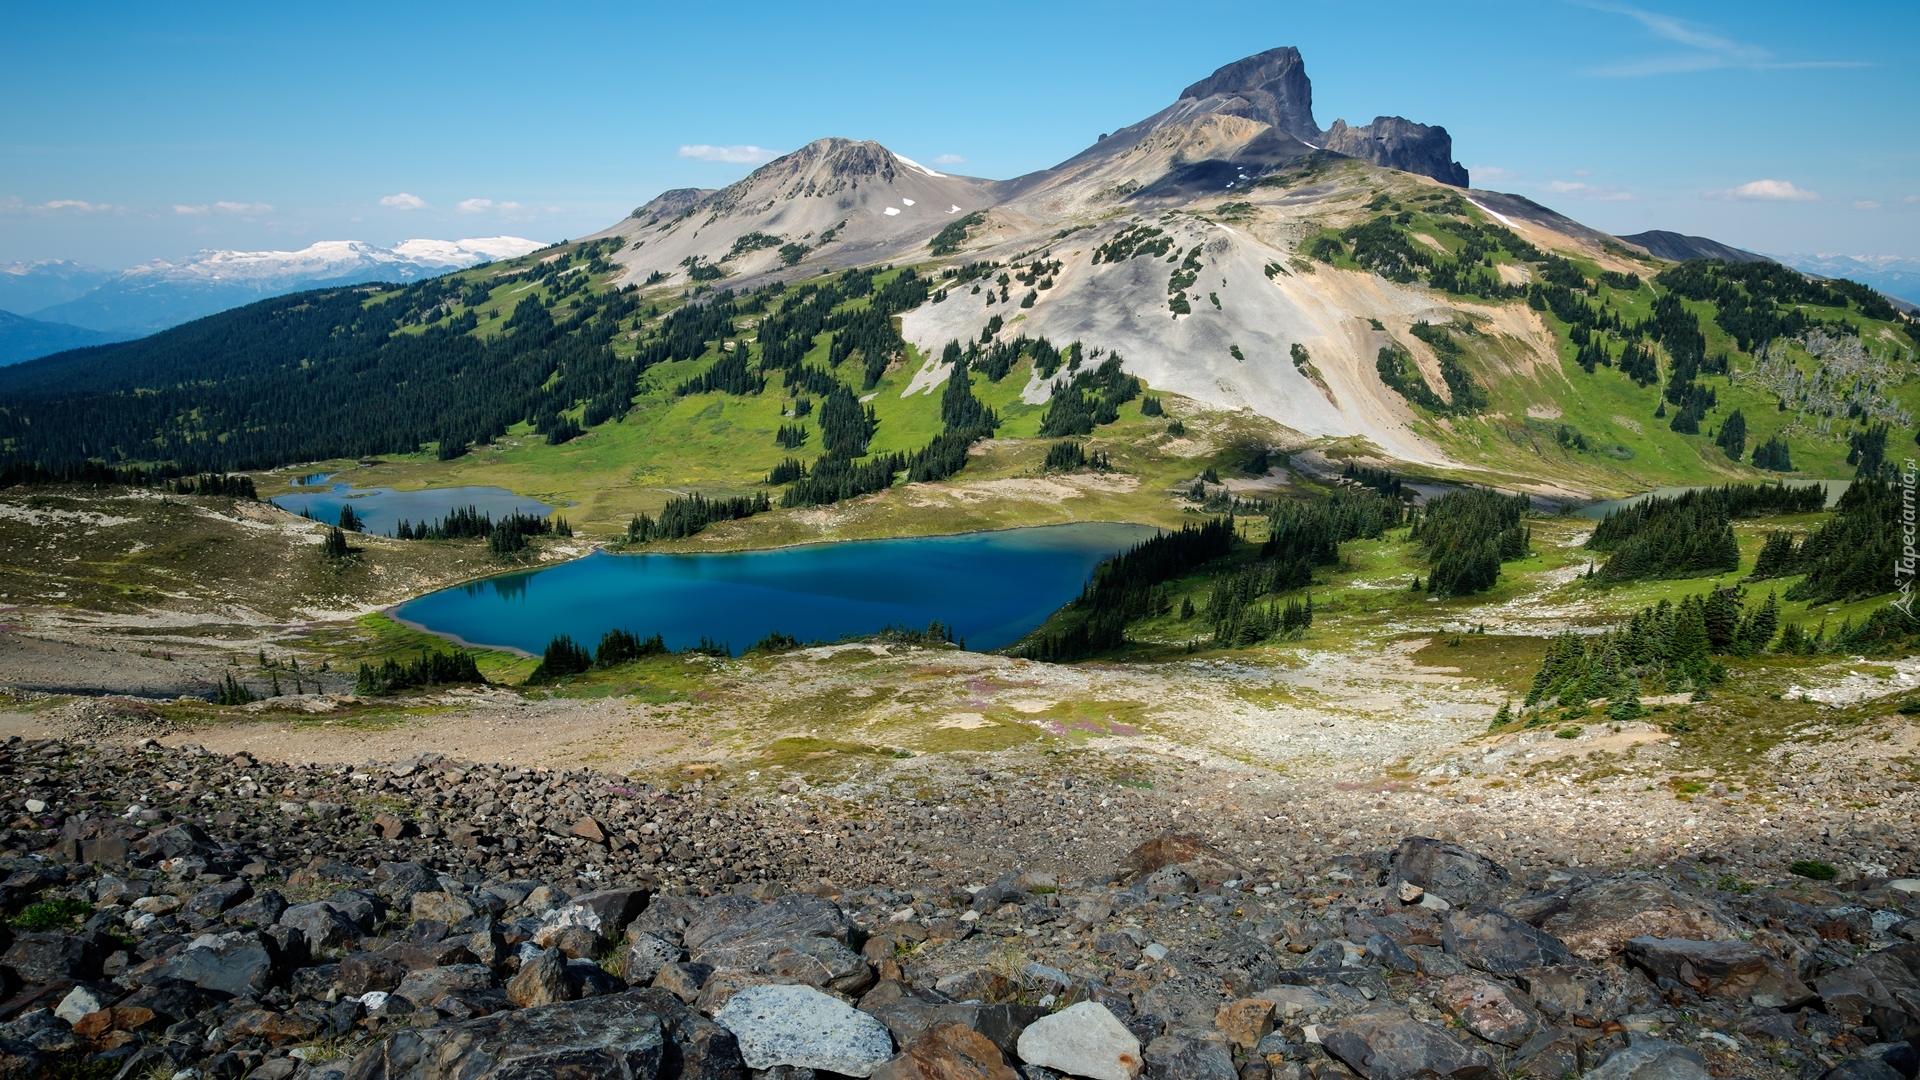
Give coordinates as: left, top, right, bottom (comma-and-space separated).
271, 478, 553, 536
394, 522, 1158, 656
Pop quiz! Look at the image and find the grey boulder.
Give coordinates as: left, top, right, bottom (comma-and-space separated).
1623, 937, 1812, 1007
1014, 1000, 1144, 1080
1441, 905, 1573, 975
343, 990, 670, 1080
1320, 1008, 1496, 1080
1583, 1033, 1710, 1080
1388, 837, 1510, 906
713, 982, 895, 1077
685, 894, 857, 975
1141, 1029, 1236, 1080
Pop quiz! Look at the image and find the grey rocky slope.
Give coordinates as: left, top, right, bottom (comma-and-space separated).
0, 736, 1915, 1079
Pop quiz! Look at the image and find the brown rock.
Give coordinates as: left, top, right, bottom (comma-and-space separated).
1435, 975, 1537, 1048
410, 891, 477, 924
532, 924, 604, 960
570, 817, 608, 844
506, 947, 571, 1008
1121, 833, 1243, 886
652, 961, 714, 1004
71, 1010, 113, 1041
1214, 998, 1276, 1049
1623, 937, 1812, 1007
1540, 877, 1735, 961
372, 813, 410, 840
871, 1021, 1018, 1080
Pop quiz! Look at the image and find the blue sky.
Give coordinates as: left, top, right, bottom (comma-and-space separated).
2, 0, 1914, 269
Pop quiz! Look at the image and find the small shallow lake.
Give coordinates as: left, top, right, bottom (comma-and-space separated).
395, 522, 1159, 655
271, 479, 553, 536
1573, 479, 1848, 520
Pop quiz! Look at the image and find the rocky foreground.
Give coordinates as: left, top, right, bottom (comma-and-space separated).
0, 738, 1914, 1080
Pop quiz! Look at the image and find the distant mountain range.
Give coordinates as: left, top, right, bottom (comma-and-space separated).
0, 310, 138, 367
1776, 253, 1920, 309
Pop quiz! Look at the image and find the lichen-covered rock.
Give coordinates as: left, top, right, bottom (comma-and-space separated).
713, 983, 895, 1077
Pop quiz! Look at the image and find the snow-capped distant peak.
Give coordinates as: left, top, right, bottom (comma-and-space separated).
119, 237, 545, 286
391, 236, 546, 265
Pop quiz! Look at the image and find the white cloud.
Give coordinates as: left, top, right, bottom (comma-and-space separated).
178, 201, 273, 215
1541, 180, 1636, 201
932, 153, 968, 165
1707, 179, 1819, 201
459, 198, 526, 215
677, 144, 779, 165
35, 199, 121, 213
1472, 165, 1522, 182
1579, 2, 1869, 77
1854, 200, 1882, 211
380, 192, 427, 210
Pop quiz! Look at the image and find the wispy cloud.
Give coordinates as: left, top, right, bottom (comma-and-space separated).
1575, 2, 1869, 77
677, 144, 779, 165
1707, 179, 1819, 201
932, 154, 968, 166
174, 201, 273, 216
458, 198, 525, 214
1472, 165, 1523, 182
1854, 200, 1882, 211
1541, 180, 1636, 201
380, 192, 427, 210
19, 199, 125, 214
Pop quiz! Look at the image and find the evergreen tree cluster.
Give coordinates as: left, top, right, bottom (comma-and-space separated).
1410, 488, 1531, 596
0, 460, 154, 488
1752, 435, 1794, 472
1017, 519, 1236, 662
675, 346, 765, 396
525, 626, 700, 683
1090, 223, 1172, 264
1341, 463, 1404, 499
1041, 440, 1110, 472
171, 473, 257, 499
1262, 489, 1403, 590
1715, 409, 1748, 460
1524, 588, 1781, 708
1657, 260, 1890, 351
1207, 574, 1312, 648
1586, 482, 1821, 581
394, 507, 561, 543
929, 211, 986, 256
1406, 322, 1488, 412
626, 493, 772, 543
1752, 478, 1900, 604
354, 648, 486, 695
1038, 354, 1141, 437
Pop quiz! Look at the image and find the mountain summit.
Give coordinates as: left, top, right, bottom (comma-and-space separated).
1068, 46, 1467, 187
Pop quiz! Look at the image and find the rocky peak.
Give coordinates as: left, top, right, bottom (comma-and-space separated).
1175, 45, 1321, 144
1321, 116, 1470, 188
